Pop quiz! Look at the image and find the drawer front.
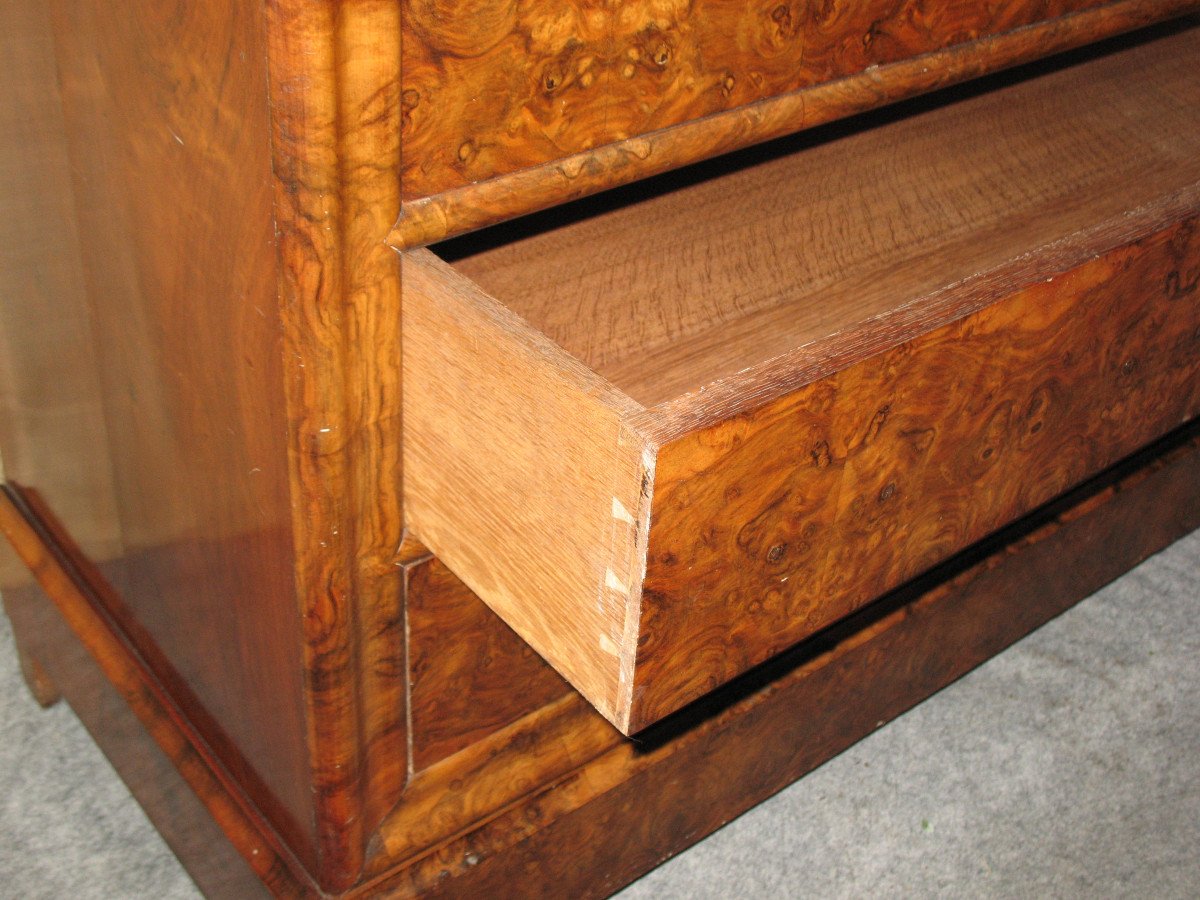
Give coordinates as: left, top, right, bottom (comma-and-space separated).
401, 0, 1110, 200
392, 0, 1200, 245
633, 218, 1200, 728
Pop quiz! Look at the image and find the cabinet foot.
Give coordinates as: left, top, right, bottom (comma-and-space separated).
4, 593, 62, 707
16, 642, 61, 708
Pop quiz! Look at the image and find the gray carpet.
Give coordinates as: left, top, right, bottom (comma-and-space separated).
1, 529, 1198, 899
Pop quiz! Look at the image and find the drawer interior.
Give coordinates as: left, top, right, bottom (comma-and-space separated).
406, 21, 1200, 732
440, 23, 1200, 413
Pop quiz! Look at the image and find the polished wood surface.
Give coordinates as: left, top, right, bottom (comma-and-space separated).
402, 0, 1106, 197
4, 3, 1199, 896
0, 0, 120, 588
392, 0, 1200, 246
450, 24, 1200, 405
12, 418, 1193, 898
633, 214, 1200, 727
263, 2, 406, 885
371, 424, 1200, 899
3, 0, 407, 889
405, 551, 570, 773
0, 489, 308, 897
412, 25, 1200, 731
37, 0, 317, 865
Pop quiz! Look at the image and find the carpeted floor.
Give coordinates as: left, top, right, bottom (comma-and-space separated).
1, 529, 1197, 899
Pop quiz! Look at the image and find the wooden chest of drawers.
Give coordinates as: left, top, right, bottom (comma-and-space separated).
2, 1, 1199, 896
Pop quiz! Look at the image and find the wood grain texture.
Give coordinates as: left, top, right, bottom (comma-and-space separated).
7, 414, 1199, 898
3, 0, 406, 887
0, 489, 312, 898
391, 0, 1200, 246
7, 3, 1200, 896
450, 24, 1200, 406
414, 24, 1200, 731
405, 553, 570, 773
41, 0, 318, 865
368, 692, 622, 874
0, 0, 121, 590
400, 0, 1111, 197
334, 1, 410, 843
631, 214, 1200, 728
265, 2, 407, 886
363, 422, 1200, 899
403, 250, 654, 727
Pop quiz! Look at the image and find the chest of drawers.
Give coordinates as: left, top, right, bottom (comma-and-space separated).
2, 2, 1199, 896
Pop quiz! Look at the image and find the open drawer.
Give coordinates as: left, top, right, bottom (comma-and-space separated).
402, 23, 1200, 733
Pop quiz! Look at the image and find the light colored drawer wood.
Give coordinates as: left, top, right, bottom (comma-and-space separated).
402, 24, 1200, 732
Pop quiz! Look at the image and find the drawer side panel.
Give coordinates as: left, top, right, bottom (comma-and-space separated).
402, 249, 652, 728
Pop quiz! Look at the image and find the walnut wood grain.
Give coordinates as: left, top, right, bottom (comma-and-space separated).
7, 412, 1199, 898
401, 0, 1115, 197
405, 553, 570, 773
411, 24, 1200, 732
334, 2, 409, 843
41, 0, 318, 866
368, 692, 623, 873
449, 26, 1200, 404
0, 488, 312, 898
264, 2, 406, 886
7, 2, 1200, 895
391, 0, 1200, 246
2, 0, 407, 889
630, 215, 1200, 728
364, 422, 1200, 898
0, 0, 120, 591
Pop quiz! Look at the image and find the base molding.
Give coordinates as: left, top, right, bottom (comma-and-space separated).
0, 488, 310, 898
5, 421, 1200, 899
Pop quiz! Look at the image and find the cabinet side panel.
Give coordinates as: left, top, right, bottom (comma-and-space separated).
0, 0, 120, 588
22, 0, 318, 864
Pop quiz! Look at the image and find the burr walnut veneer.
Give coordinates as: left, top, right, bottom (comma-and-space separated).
1, 2, 1199, 897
